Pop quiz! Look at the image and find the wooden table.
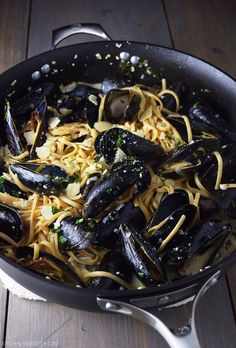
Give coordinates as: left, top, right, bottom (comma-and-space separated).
0, 1, 236, 347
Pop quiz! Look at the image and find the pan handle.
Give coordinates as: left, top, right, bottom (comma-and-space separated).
51, 23, 112, 50
97, 270, 221, 348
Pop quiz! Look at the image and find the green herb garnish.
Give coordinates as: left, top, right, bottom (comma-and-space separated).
94, 155, 101, 163
51, 206, 58, 214
132, 167, 142, 173
115, 134, 123, 148
138, 272, 145, 278
11, 190, 21, 197
51, 227, 61, 234
105, 188, 113, 194
76, 218, 84, 224
59, 235, 67, 244
0, 176, 6, 185
175, 138, 181, 147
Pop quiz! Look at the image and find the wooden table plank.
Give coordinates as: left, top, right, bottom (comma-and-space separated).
0, 0, 30, 74
0, 0, 30, 346
28, 0, 171, 57
5, 277, 236, 348
165, 0, 236, 316
164, 0, 236, 77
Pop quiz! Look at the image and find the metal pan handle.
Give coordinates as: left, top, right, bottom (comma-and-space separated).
97, 271, 221, 348
51, 23, 112, 50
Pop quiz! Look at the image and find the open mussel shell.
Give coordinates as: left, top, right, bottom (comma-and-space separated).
88, 250, 133, 289
199, 147, 236, 192
10, 163, 69, 196
164, 220, 232, 266
160, 81, 188, 112
81, 172, 101, 199
84, 159, 151, 217
148, 191, 189, 228
158, 138, 220, 179
96, 202, 146, 248
148, 204, 197, 251
95, 128, 166, 169
29, 99, 51, 159
103, 89, 141, 124
188, 101, 236, 141
218, 187, 236, 219
0, 204, 23, 242
0, 176, 26, 199
58, 217, 98, 251
11, 82, 56, 119
15, 246, 83, 286
4, 101, 24, 156
119, 224, 165, 286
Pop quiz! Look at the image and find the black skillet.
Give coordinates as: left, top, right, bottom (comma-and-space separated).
0, 23, 236, 348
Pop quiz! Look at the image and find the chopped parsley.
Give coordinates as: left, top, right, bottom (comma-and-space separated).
94, 155, 101, 163
76, 218, 84, 224
11, 190, 21, 197
0, 176, 6, 185
175, 138, 181, 147
59, 235, 67, 244
50, 227, 61, 234
138, 272, 145, 279
115, 134, 123, 148
132, 167, 142, 173
51, 206, 58, 214
105, 188, 113, 194
126, 148, 133, 156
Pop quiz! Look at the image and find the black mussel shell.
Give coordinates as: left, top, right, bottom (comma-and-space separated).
103, 89, 141, 124
88, 250, 132, 289
164, 220, 232, 265
218, 188, 236, 219
119, 224, 165, 286
84, 159, 151, 217
188, 101, 236, 141
160, 81, 188, 112
11, 83, 56, 118
58, 217, 98, 251
149, 204, 197, 250
15, 246, 83, 286
29, 99, 51, 159
96, 128, 166, 169
0, 204, 23, 242
149, 191, 189, 228
199, 196, 220, 220
97, 202, 146, 248
0, 176, 26, 199
69, 84, 100, 98
199, 149, 236, 192
4, 101, 24, 156
10, 163, 69, 196
167, 115, 189, 142
81, 172, 101, 199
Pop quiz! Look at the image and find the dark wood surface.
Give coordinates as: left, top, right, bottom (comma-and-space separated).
0, 1, 236, 347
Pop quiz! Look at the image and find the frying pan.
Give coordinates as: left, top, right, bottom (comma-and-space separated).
0, 23, 236, 348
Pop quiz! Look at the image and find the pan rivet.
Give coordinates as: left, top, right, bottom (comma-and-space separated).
105, 302, 119, 310
130, 56, 140, 65
41, 64, 51, 74
119, 52, 130, 61
31, 71, 41, 80
158, 295, 170, 305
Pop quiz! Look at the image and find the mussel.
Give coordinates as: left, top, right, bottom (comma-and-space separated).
0, 204, 24, 242
57, 216, 98, 251
88, 250, 132, 289
0, 175, 26, 198
218, 187, 236, 219
84, 159, 151, 217
164, 220, 232, 266
160, 81, 188, 112
103, 89, 141, 123
10, 163, 69, 196
15, 246, 83, 286
97, 202, 146, 248
119, 224, 165, 286
148, 204, 197, 251
95, 128, 166, 169
4, 101, 24, 156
